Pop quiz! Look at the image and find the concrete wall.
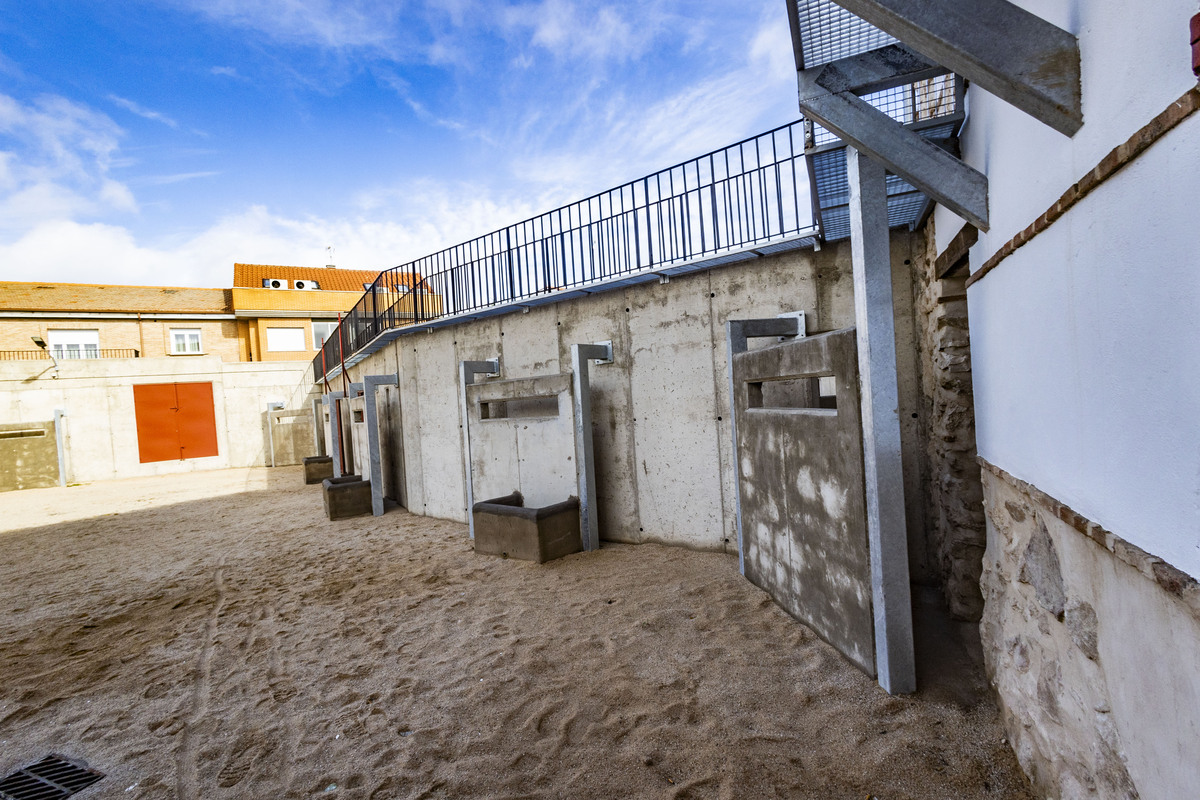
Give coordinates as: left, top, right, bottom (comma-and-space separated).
923, 0, 1200, 794
0, 356, 315, 483
733, 328, 875, 675
269, 408, 316, 467
346, 236, 930, 558
466, 373, 578, 509
0, 419, 58, 492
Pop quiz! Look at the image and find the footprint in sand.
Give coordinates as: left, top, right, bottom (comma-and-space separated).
216, 734, 277, 788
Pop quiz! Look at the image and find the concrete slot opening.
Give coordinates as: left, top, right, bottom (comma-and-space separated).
748, 375, 838, 411
480, 395, 560, 420
0, 429, 47, 439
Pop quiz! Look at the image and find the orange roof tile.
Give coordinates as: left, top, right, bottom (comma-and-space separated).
0, 282, 232, 314
232, 263, 414, 292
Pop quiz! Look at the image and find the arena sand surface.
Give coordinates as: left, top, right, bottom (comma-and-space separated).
0, 467, 1032, 799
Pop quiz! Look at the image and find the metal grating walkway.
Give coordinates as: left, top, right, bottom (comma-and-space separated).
791, 1, 966, 241
792, 0, 897, 69
0, 755, 104, 800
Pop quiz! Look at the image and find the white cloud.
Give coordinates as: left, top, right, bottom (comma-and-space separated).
502, 0, 654, 63
107, 95, 179, 128
175, 0, 406, 51
0, 93, 135, 231
506, 6, 801, 196
133, 171, 220, 186
0, 179, 546, 288
210, 66, 242, 78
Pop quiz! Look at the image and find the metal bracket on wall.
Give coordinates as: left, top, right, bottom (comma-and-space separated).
588, 340, 614, 366
571, 341, 613, 551
460, 358, 501, 538
775, 310, 808, 342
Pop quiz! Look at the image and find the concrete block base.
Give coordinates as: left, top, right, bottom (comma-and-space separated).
473, 492, 582, 563
322, 475, 372, 520
304, 455, 334, 485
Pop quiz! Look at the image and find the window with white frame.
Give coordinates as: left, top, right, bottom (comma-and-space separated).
47, 329, 99, 360
170, 328, 203, 354
265, 327, 306, 352
312, 320, 338, 350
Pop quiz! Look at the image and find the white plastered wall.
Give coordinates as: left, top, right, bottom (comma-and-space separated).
934, 0, 1200, 577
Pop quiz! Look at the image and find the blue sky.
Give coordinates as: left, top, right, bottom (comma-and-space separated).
0, 0, 800, 288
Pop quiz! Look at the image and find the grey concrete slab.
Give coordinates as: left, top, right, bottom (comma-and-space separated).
465, 373, 576, 509
311, 396, 326, 457
363, 374, 399, 516
555, 293, 640, 543
460, 358, 501, 538
324, 391, 346, 478
626, 278, 725, 547
571, 342, 612, 551
732, 327, 876, 676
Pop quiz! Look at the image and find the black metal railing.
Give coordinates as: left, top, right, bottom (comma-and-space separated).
0, 348, 140, 361
315, 119, 814, 382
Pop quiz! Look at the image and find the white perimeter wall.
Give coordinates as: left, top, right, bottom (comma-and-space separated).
933, 0, 1200, 577
0, 357, 314, 483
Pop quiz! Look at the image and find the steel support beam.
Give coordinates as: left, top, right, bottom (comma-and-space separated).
53, 408, 67, 487
571, 342, 613, 552
324, 391, 346, 478
363, 374, 399, 516
830, 0, 1082, 135
725, 314, 806, 575
311, 396, 326, 457
799, 65, 989, 230
848, 148, 915, 695
813, 43, 947, 96
459, 358, 500, 539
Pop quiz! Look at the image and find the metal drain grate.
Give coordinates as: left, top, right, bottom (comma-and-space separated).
0, 755, 104, 800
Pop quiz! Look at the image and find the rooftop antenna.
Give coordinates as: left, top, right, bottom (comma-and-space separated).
326, 245, 335, 269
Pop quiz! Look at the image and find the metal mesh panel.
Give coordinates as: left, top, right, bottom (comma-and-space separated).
794, 0, 897, 69
811, 74, 959, 146
811, 142, 943, 241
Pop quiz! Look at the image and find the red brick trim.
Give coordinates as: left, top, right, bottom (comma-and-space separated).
933, 223, 978, 279
978, 458, 1200, 621
966, 86, 1200, 289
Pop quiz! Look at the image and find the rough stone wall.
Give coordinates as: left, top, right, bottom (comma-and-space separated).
979, 462, 1200, 799
915, 218, 986, 620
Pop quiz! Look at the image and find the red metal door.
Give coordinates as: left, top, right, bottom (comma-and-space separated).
133, 382, 219, 463
174, 382, 219, 459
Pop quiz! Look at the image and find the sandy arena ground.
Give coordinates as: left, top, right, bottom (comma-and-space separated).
0, 468, 1032, 799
